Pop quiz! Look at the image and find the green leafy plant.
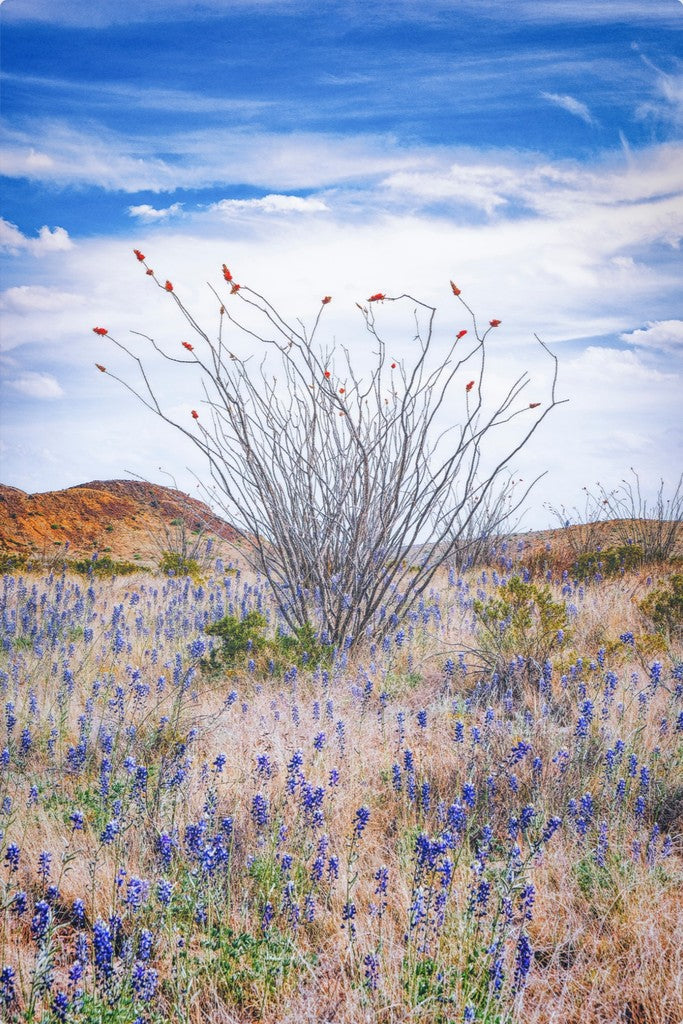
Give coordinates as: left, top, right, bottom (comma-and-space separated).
159, 550, 203, 582
70, 555, 140, 578
472, 574, 569, 690
639, 574, 683, 638
573, 543, 643, 581
203, 611, 331, 675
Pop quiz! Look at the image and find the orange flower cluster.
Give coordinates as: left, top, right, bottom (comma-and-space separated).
133, 249, 145, 262
368, 293, 385, 302
322, 296, 332, 305
222, 264, 233, 282
182, 342, 194, 351
230, 283, 241, 294
92, 327, 108, 336
95, 364, 106, 372
165, 281, 174, 292
450, 281, 461, 296
489, 319, 501, 327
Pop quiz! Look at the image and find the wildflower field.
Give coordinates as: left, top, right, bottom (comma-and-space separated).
1, 540, 681, 1023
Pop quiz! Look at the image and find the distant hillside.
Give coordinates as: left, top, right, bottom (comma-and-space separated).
0, 479, 241, 567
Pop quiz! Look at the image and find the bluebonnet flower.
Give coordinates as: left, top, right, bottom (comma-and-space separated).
100, 819, 120, 845
462, 782, 476, 808
595, 821, 608, 867
4, 843, 19, 872
51, 991, 69, 1022
251, 793, 269, 829
328, 855, 339, 880
261, 902, 274, 931
70, 809, 84, 830
31, 900, 51, 943
72, 899, 86, 927
328, 767, 340, 787
392, 763, 402, 792
0, 966, 16, 1007
354, 806, 370, 836
157, 879, 173, 906
364, 952, 380, 991
131, 962, 159, 1001
11, 891, 27, 916
453, 720, 464, 743
417, 709, 427, 729
513, 932, 533, 992
38, 850, 52, 881
314, 731, 326, 751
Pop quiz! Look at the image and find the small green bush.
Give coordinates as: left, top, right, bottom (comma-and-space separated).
0, 550, 28, 573
203, 612, 330, 675
70, 555, 140, 578
473, 575, 569, 690
639, 574, 683, 638
573, 543, 643, 580
159, 550, 203, 582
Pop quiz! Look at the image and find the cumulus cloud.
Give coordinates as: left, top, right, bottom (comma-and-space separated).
7, 372, 64, 399
128, 203, 184, 221
0, 218, 73, 256
621, 320, 683, 355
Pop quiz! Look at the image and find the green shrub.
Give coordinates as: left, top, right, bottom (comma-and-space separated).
70, 555, 140, 578
203, 612, 331, 675
472, 575, 569, 689
573, 543, 643, 580
0, 550, 28, 573
639, 574, 683, 638
159, 550, 203, 582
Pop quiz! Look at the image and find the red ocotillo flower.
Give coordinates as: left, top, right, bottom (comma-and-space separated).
466, 380, 475, 392
529, 402, 541, 409
165, 281, 174, 292
92, 327, 108, 336
146, 269, 154, 276
450, 281, 461, 296
339, 387, 345, 394
230, 283, 241, 294
391, 362, 397, 369
182, 342, 194, 351
368, 293, 385, 302
133, 249, 145, 262
95, 363, 106, 372
222, 264, 233, 282
191, 409, 199, 419
324, 370, 331, 379
489, 319, 501, 327
455, 329, 467, 340
322, 296, 332, 305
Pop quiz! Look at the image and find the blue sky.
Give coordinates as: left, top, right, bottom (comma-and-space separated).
1, 0, 681, 526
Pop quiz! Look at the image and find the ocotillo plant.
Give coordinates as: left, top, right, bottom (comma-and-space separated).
92, 257, 565, 647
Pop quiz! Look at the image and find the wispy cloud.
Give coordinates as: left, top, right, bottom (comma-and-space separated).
541, 92, 597, 126
208, 195, 329, 215
6, 372, 64, 399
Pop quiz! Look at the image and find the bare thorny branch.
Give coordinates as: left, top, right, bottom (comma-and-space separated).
93, 258, 568, 648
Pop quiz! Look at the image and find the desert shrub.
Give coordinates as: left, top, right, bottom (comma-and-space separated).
639, 574, 683, 638
70, 555, 140, 577
203, 611, 331, 674
472, 574, 569, 689
572, 543, 644, 581
0, 550, 28, 573
159, 550, 203, 583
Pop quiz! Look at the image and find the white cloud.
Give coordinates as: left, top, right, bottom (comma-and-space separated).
0, 218, 73, 256
621, 320, 683, 354
0, 285, 85, 312
541, 92, 596, 126
128, 203, 184, 222
209, 194, 329, 215
7, 372, 64, 399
